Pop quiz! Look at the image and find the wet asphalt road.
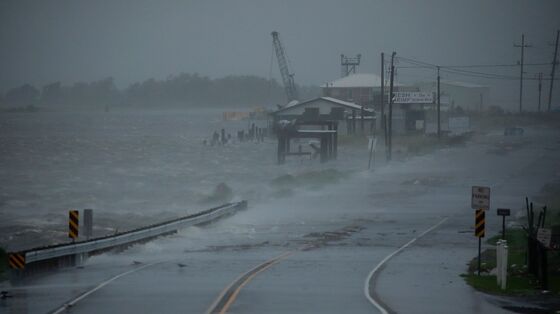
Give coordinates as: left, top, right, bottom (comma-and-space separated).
2, 127, 560, 314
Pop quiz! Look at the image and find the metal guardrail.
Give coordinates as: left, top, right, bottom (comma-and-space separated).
22, 201, 247, 264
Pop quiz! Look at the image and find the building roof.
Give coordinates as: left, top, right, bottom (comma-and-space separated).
273, 97, 366, 115
322, 73, 402, 88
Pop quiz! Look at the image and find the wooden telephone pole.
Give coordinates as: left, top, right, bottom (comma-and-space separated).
381, 52, 386, 160
514, 34, 532, 113
548, 30, 559, 112
388, 52, 396, 161
437, 66, 441, 139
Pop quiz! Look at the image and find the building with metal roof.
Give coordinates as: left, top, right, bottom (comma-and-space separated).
321, 73, 414, 109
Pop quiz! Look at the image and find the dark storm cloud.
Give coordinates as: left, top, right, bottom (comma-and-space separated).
1, 0, 559, 107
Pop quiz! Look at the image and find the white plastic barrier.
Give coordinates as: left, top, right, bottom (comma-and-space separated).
496, 240, 508, 290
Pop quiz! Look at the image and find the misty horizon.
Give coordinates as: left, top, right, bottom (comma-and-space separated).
1, 0, 560, 110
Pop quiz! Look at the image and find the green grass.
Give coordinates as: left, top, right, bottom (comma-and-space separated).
487, 229, 527, 248
461, 273, 540, 296
467, 248, 496, 273
464, 228, 560, 295
486, 229, 528, 272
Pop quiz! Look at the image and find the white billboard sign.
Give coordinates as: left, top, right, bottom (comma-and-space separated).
393, 92, 434, 104
471, 186, 490, 209
537, 228, 552, 248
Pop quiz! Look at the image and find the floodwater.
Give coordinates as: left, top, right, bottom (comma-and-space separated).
2, 109, 560, 313
0, 109, 365, 250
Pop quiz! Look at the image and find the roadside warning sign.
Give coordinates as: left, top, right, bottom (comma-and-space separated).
471, 186, 490, 210
69, 210, 79, 239
8, 253, 25, 270
475, 209, 485, 238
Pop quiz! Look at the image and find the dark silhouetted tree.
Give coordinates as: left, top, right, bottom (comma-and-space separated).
5, 84, 40, 106
41, 81, 63, 105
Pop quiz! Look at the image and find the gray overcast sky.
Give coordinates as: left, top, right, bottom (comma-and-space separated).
1, 0, 559, 108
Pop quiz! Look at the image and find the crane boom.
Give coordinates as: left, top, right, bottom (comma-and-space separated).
271, 31, 298, 102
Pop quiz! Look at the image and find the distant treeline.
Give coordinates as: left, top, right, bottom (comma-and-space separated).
0, 74, 320, 109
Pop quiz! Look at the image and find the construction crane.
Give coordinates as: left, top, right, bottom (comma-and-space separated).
271, 31, 298, 103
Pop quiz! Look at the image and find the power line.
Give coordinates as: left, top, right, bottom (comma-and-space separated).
396, 56, 436, 68
397, 63, 550, 69
395, 56, 559, 81
441, 67, 519, 80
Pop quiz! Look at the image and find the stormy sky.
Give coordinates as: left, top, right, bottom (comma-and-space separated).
1, 0, 559, 108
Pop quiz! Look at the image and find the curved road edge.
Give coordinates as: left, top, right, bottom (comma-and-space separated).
364, 217, 449, 314
48, 262, 161, 314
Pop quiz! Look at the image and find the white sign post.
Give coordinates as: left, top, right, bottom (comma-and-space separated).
495, 240, 509, 290
537, 228, 552, 248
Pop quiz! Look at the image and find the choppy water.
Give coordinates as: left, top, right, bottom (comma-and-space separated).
0, 109, 369, 249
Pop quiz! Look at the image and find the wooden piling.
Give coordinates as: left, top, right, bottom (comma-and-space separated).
360, 107, 365, 134
352, 110, 356, 134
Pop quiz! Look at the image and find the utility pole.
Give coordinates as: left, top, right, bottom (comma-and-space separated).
548, 30, 559, 112
537, 72, 543, 112
514, 34, 531, 113
388, 52, 396, 161
381, 53, 386, 159
437, 66, 441, 139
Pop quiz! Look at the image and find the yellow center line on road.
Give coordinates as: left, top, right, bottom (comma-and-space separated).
219, 251, 293, 314
206, 251, 294, 314
208, 223, 404, 313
